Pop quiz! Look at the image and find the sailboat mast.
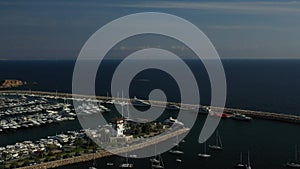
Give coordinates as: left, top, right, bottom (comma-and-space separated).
175, 135, 179, 147
295, 144, 298, 162
126, 151, 129, 164
121, 91, 124, 117
216, 131, 218, 146
93, 152, 96, 167
219, 133, 223, 147
127, 104, 130, 119
240, 152, 243, 163
121, 104, 124, 117
160, 153, 164, 167
247, 151, 251, 166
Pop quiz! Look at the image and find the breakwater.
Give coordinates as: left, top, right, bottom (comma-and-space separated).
1, 90, 300, 124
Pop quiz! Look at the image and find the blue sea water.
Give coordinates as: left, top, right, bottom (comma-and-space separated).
1, 59, 300, 115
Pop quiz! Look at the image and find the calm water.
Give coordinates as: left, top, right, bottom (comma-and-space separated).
1, 59, 300, 114
1, 59, 300, 168
56, 106, 300, 169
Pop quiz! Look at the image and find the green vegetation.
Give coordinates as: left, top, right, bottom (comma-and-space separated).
126, 121, 166, 138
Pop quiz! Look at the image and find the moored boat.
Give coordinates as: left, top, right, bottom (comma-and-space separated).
131, 96, 150, 107
234, 152, 246, 168
209, 130, 223, 150
232, 113, 252, 121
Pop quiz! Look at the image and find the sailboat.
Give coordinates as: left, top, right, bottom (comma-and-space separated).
245, 151, 252, 169
119, 152, 134, 168
198, 142, 211, 158
88, 153, 97, 169
169, 136, 184, 155
176, 158, 182, 163
169, 149, 184, 155
234, 152, 246, 168
150, 145, 161, 163
150, 157, 160, 164
151, 154, 164, 169
286, 145, 300, 168
208, 131, 223, 150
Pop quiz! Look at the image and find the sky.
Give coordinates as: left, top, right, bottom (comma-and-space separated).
0, 0, 300, 60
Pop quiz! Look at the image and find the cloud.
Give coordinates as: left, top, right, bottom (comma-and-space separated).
109, 1, 300, 15
207, 25, 287, 32
2, 1, 300, 15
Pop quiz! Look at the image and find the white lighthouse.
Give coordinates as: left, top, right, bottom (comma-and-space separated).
112, 118, 125, 137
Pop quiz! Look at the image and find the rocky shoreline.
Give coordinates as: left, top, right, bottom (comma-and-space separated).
0, 80, 26, 89
0, 80, 37, 89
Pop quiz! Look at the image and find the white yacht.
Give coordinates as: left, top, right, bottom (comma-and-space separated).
106, 162, 114, 166
165, 117, 184, 126
119, 163, 134, 168
131, 96, 150, 107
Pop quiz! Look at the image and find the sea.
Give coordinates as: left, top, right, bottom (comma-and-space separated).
1, 59, 300, 169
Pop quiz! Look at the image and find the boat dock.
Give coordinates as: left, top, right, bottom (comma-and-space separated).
1, 90, 300, 125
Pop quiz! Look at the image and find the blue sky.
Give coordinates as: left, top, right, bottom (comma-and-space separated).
0, 0, 300, 60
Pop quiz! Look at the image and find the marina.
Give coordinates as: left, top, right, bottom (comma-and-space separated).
0, 90, 300, 168
0, 92, 113, 133
1, 90, 300, 125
